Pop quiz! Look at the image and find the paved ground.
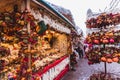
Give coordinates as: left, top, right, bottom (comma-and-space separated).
62, 58, 120, 80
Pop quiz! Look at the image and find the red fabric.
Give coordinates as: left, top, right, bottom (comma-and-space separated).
33, 56, 68, 76
42, 56, 67, 74
54, 65, 69, 80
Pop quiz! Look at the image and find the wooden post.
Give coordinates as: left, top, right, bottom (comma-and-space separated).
27, 22, 32, 80
24, 0, 32, 80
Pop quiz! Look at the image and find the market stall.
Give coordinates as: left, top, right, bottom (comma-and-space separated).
85, 12, 120, 79
0, 0, 74, 80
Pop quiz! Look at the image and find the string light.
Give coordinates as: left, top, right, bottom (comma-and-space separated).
45, 30, 49, 34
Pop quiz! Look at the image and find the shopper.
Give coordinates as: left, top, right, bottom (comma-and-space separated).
76, 46, 83, 59
74, 48, 79, 60
70, 51, 77, 71
80, 48, 84, 58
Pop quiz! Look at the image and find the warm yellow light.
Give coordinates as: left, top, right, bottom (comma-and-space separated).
51, 31, 55, 34
56, 33, 59, 36
46, 30, 49, 34
52, 31, 55, 34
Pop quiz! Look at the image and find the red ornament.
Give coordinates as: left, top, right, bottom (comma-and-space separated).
93, 39, 99, 44
13, 75, 17, 79
109, 38, 114, 43
88, 44, 92, 47
112, 57, 119, 62
2, 22, 7, 27
102, 39, 109, 44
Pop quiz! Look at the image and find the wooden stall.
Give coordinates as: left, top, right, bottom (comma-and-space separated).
0, 0, 75, 80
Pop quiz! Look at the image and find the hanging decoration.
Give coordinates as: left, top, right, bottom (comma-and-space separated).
0, 0, 72, 79
86, 13, 120, 28
31, 9, 71, 34
37, 20, 47, 35
85, 11, 120, 79
85, 28, 120, 64
85, 12, 120, 65
0, 3, 41, 79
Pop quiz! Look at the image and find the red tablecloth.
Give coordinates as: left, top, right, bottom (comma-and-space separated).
54, 64, 69, 80
33, 56, 68, 76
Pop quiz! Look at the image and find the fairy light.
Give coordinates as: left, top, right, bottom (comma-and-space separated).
45, 30, 49, 34
50, 31, 55, 34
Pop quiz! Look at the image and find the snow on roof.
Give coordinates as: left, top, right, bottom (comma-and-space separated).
46, 1, 76, 26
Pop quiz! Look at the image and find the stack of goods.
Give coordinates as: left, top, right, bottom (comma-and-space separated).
85, 12, 120, 80
85, 30, 120, 64
0, 7, 27, 79
31, 31, 68, 78
0, 4, 42, 79
85, 13, 120, 65
89, 72, 120, 80
0, 3, 70, 80
86, 13, 120, 28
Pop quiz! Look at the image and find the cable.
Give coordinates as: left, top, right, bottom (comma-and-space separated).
111, 0, 120, 13
109, 0, 117, 10
110, 0, 114, 6
106, 0, 118, 12
112, 0, 120, 9
104, 0, 115, 12
104, 6, 107, 12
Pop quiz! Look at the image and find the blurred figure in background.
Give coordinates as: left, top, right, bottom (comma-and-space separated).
76, 46, 83, 59
70, 51, 77, 71
70, 47, 78, 71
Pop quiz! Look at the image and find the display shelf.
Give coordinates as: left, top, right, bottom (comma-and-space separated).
85, 11, 120, 79
0, 0, 72, 79
32, 56, 69, 80
32, 56, 68, 75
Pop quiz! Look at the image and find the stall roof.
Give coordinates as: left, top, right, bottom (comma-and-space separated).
36, 0, 75, 29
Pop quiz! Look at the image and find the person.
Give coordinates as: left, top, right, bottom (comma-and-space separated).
70, 51, 77, 71
74, 48, 79, 60
76, 46, 83, 59
79, 48, 83, 58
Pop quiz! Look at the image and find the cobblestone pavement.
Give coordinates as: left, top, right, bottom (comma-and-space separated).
62, 59, 120, 80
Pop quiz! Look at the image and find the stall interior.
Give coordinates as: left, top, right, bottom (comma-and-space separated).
32, 29, 69, 73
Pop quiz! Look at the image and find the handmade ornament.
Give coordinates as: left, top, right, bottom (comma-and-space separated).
101, 57, 107, 62
37, 21, 47, 35
93, 39, 99, 44
109, 38, 114, 43
106, 58, 113, 63
86, 13, 120, 28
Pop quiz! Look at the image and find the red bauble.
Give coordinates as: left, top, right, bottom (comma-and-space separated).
93, 39, 99, 44
88, 44, 92, 47
109, 38, 114, 43
102, 39, 109, 44
112, 57, 119, 62
13, 75, 17, 79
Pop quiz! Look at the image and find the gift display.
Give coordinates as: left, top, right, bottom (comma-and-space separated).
85, 12, 120, 64
30, 29, 70, 80
32, 56, 69, 80
85, 26, 120, 64
0, 0, 72, 80
89, 72, 120, 80
85, 10, 120, 79
0, 3, 27, 79
86, 13, 120, 28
